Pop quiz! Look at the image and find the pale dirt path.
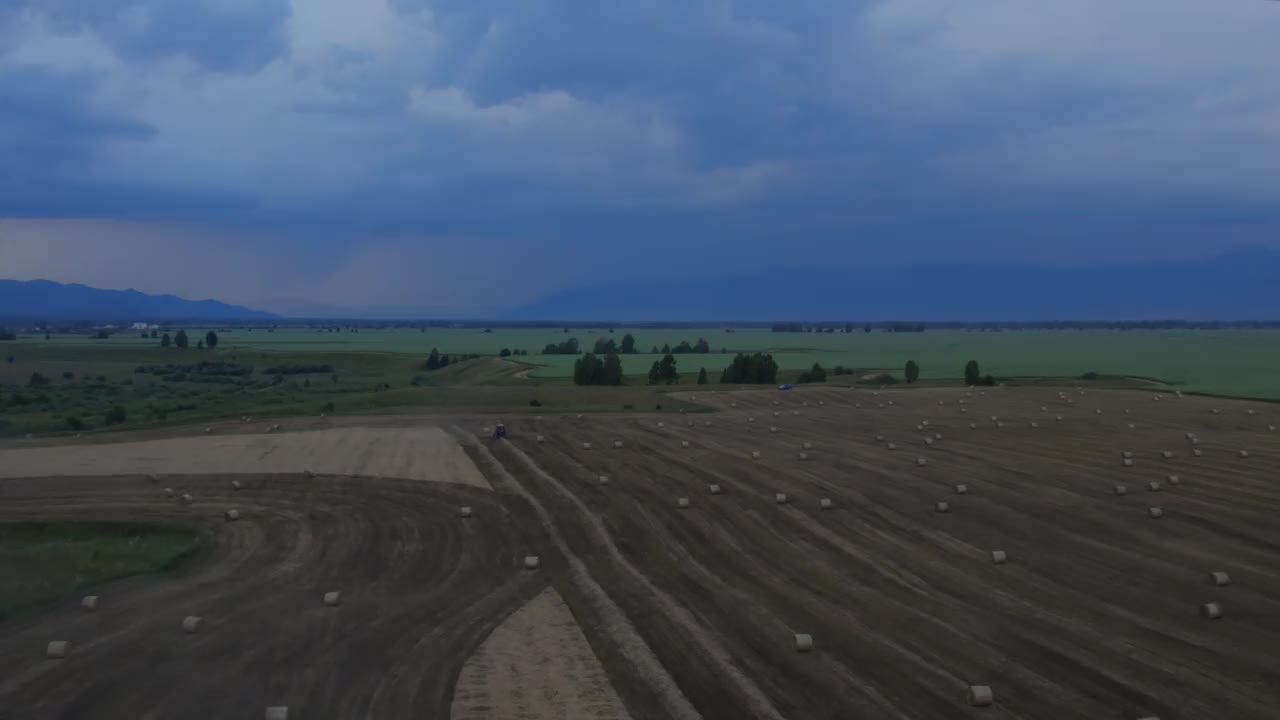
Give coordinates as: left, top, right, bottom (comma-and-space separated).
452, 587, 632, 720
0, 427, 491, 490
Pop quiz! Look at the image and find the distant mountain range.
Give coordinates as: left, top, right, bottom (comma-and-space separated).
507, 247, 1280, 322
0, 279, 279, 322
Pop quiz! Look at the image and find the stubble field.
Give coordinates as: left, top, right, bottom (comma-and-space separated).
1, 386, 1278, 719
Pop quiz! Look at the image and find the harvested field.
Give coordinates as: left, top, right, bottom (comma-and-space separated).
0, 427, 491, 490
2, 387, 1279, 719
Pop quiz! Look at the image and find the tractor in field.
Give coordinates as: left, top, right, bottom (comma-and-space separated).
493, 422, 507, 440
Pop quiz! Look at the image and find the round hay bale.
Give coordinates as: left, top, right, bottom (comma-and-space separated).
657, 421, 665, 428
924, 437, 935, 446
1124, 409, 1131, 415
887, 400, 894, 406
1212, 408, 1221, 415
535, 435, 545, 443
1211, 571, 1231, 586
1040, 406, 1048, 412
921, 420, 930, 427
681, 440, 690, 448
990, 416, 998, 422
303, 469, 315, 478
935, 501, 950, 513
614, 441, 623, 449
773, 411, 780, 417
798, 452, 809, 461
536, 416, 544, 421
265, 707, 289, 720
1239, 450, 1250, 458
969, 423, 977, 429
583, 442, 592, 450
204, 427, 212, 434
1148, 507, 1164, 519
960, 408, 968, 414
819, 498, 832, 509
1031, 422, 1039, 428
887, 442, 897, 450
802, 441, 813, 450
996, 422, 1004, 428
577, 414, 583, 420
748, 417, 755, 423
1095, 409, 1103, 415
1122, 451, 1134, 459
182, 616, 203, 633
1114, 484, 1127, 495
523, 556, 540, 570
1161, 450, 1174, 459
323, 591, 341, 606
1148, 481, 1162, 492
967, 685, 993, 707
1193, 448, 1203, 457
482, 426, 492, 435
772, 493, 789, 505
46, 641, 69, 659
770, 426, 778, 433
730, 403, 737, 408
990, 550, 1007, 565
231, 480, 241, 490
81, 595, 99, 611
181, 493, 194, 505
877, 403, 885, 408
1201, 602, 1222, 620
225, 509, 241, 522
599, 475, 610, 486
1122, 459, 1134, 468
1269, 425, 1276, 432
1056, 415, 1063, 422
802, 401, 809, 407
875, 435, 884, 442
818, 401, 825, 406
751, 451, 761, 459
708, 484, 722, 495
916, 457, 927, 467
794, 633, 814, 652
1247, 409, 1256, 416
1167, 474, 1180, 485
459, 506, 473, 518
955, 484, 968, 494
164, 487, 175, 496
677, 497, 690, 509
792, 411, 799, 416
704, 420, 712, 427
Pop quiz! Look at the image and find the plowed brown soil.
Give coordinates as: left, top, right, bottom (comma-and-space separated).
3, 388, 1279, 720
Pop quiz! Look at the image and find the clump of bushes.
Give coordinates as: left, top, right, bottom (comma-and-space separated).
103, 405, 127, 426
529, 399, 542, 407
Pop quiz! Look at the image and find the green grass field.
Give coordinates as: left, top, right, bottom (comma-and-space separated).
0, 522, 206, 621
3, 327, 1277, 435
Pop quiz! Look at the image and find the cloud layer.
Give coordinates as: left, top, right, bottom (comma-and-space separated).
4, 0, 1280, 314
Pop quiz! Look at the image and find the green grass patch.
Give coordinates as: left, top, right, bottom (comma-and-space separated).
0, 522, 207, 622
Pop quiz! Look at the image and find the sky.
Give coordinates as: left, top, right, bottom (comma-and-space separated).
2, 0, 1279, 317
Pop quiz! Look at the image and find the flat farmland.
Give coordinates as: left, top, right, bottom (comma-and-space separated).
2, 387, 1278, 719
494, 386, 1280, 719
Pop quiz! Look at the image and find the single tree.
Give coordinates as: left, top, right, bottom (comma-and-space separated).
426, 348, 441, 370
603, 352, 624, 386
650, 345, 660, 354
647, 361, 662, 385
499, 348, 512, 357
964, 360, 981, 386
905, 360, 920, 384
205, 330, 219, 350
659, 354, 679, 384
174, 330, 189, 349
161, 333, 171, 348
620, 334, 637, 354
693, 338, 710, 353
696, 367, 708, 385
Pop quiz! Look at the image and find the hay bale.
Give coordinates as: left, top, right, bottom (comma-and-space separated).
818, 401, 825, 406
1031, 422, 1039, 428
770, 426, 778, 433
922, 420, 930, 427
583, 442, 592, 450
204, 427, 212, 434
681, 440, 690, 448
459, 506, 473, 518
1056, 415, 1063, 422
1211, 571, 1231, 586
523, 556, 540, 570
924, 437, 935, 445
599, 475, 610, 486
324, 591, 342, 606
577, 414, 583, 420
1239, 450, 1250, 458
751, 450, 761, 459
794, 633, 814, 652
1193, 448, 1203, 457
775, 493, 789, 504
798, 452, 809, 461
1148, 507, 1164, 519
967, 685, 993, 707
677, 497, 690, 509
536, 416, 544, 421
916, 457, 928, 467
164, 487, 175, 496
1148, 481, 1162, 492
303, 469, 315, 478
969, 423, 977, 429
614, 441, 623, 448
265, 708, 289, 720
960, 408, 968, 414
1201, 602, 1222, 620
819, 498, 832, 509
887, 442, 897, 450
996, 422, 1004, 428
990, 551, 1007, 565
1167, 474, 1180, 485
1124, 409, 1131, 415
802, 441, 813, 450
181, 493, 194, 504
1247, 409, 1256, 416
1212, 408, 1221, 415
1040, 406, 1048, 412
1161, 450, 1173, 459
990, 416, 999, 422
46, 641, 69, 659
1095, 409, 1103, 415
231, 480, 241, 490
81, 595, 99, 611
773, 411, 780, 417
1269, 425, 1276, 432
802, 401, 809, 407
748, 417, 755, 423
792, 411, 799, 416
225, 509, 241, 522
535, 435, 545, 443
1127, 423, 1136, 429
708, 484, 722, 495
955, 484, 968, 494
1122, 451, 1134, 459
1114, 484, 1127, 495
935, 501, 950, 513
875, 435, 884, 442
730, 403, 737, 408
657, 421, 665, 428
182, 616, 203, 633
704, 420, 712, 427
